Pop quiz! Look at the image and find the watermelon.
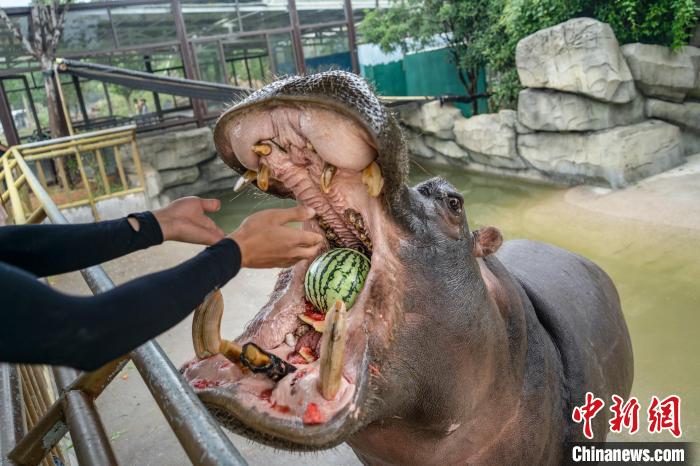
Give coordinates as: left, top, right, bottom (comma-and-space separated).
304, 248, 370, 313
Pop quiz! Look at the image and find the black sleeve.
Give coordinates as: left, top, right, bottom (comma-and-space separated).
0, 239, 241, 371
0, 211, 163, 278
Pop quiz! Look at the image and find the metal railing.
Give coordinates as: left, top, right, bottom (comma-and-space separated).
0, 135, 247, 465
0, 125, 146, 224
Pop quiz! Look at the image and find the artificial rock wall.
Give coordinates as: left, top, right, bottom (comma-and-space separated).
126, 127, 234, 207
400, 17, 700, 188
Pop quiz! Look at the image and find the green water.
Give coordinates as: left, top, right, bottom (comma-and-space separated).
209, 164, 700, 442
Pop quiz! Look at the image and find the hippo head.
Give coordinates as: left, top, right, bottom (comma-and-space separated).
182, 71, 503, 451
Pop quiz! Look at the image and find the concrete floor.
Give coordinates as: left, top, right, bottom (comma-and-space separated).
51, 243, 362, 466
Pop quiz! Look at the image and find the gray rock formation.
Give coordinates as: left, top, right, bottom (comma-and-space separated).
425, 136, 469, 160
162, 177, 233, 200
136, 127, 215, 171
453, 110, 526, 169
621, 44, 700, 102
518, 120, 683, 187
404, 129, 437, 159
399, 101, 462, 138
516, 18, 637, 103
200, 156, 235, 182
645, 98, 700, 130
518, 89, 645, 132
159, 166, 200, 189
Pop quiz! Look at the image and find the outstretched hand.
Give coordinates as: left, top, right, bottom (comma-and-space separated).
153, 197, 225, 245
230, 205, 324, 268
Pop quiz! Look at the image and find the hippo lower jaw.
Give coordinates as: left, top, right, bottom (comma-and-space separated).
182, 99, 405, 450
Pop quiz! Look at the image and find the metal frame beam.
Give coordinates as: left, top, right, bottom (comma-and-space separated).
171, 0, 205, 126
344, 0, 360, 74
287, 0, 306, 74
0, 81, 20, 147
0, 364, 24, 465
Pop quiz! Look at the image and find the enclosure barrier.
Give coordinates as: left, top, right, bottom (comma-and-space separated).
0, 125, 148, 224
0, 136, 247, 465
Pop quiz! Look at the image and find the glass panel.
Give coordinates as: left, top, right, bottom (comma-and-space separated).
223, 35, 271, 88
58, 8, 115, 52
238, 2, 291, 32
183, 1, 241, 38
302, 25, 351, 73
195, 42, 224, 83
110, 4, 177, 47
268, 32, 296, 76
296, 0, 345, 25
1, 74, 48, 142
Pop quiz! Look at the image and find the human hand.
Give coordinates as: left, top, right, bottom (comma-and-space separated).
153, 197, 225, 245
230, 206, 324, 268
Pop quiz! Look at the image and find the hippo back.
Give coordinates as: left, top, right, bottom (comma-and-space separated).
496, 239, 634, 442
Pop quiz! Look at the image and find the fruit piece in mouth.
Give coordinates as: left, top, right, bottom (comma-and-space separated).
184, 103, 392, 431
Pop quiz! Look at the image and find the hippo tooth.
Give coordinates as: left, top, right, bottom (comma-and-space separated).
318, 300, 348, 400
252, 143, 272, 156
306, 141, 315, 152
233, 170, 257, 193
192, 290, 242, 363
321, 163, 337, 194
285, 332, 297, 347
362, 161, 384, 197
257, 163, 270, 191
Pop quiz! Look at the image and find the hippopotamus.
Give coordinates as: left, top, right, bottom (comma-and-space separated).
182, 71, 633, 465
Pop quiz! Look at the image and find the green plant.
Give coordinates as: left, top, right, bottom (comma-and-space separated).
359, 0, 502, 115
359, 0, 698, 111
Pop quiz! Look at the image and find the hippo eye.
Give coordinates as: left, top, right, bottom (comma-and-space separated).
447, 196, 462, 213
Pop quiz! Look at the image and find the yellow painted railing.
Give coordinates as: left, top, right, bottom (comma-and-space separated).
0, 125, 145, 224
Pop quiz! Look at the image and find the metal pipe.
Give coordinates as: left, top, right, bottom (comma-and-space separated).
62, 391, 118, 466
13, 148, 248, 466
0, 364, 24, 466
3, 154, 26, 224
0, 80, 20, 146
8, 401, 67, 466
344, 0, 359, 74
287, 0, 306, 74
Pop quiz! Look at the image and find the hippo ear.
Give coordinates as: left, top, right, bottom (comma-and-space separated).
472, 226, 503, 257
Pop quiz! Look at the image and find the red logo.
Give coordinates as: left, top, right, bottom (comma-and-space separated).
572, 392, 605, 439
572, 393, 682, 439
609, 395, 640, 434
647, 395, 682, 438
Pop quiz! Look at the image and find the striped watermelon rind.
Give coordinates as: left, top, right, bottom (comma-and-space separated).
304, 248, 370, 313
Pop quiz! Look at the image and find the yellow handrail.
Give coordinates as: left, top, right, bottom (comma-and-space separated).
0, 125, 145, 223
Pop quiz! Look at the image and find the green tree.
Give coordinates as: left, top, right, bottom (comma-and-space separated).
0, 1, 72, 137
360, 0, 697, 111
359, 0, 501, 115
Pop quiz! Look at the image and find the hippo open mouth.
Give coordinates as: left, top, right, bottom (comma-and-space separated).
181, 72, 409, 450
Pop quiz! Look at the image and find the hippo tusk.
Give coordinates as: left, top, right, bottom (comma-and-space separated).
192, 290, 242, 363
192, 290, 297, 380
233, 170, 257, 193
252, 143, 272, 156
362, 161, 384, 197
257, 162, 270, 191
318, 300, 349, 400
321, 163, 337, 194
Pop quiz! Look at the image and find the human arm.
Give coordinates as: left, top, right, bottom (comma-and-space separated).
0, 239, 240, 370
0, 197, 223, 278
0, 206, 324, 370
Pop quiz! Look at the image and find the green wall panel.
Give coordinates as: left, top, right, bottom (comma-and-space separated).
361, 47, 488, 117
